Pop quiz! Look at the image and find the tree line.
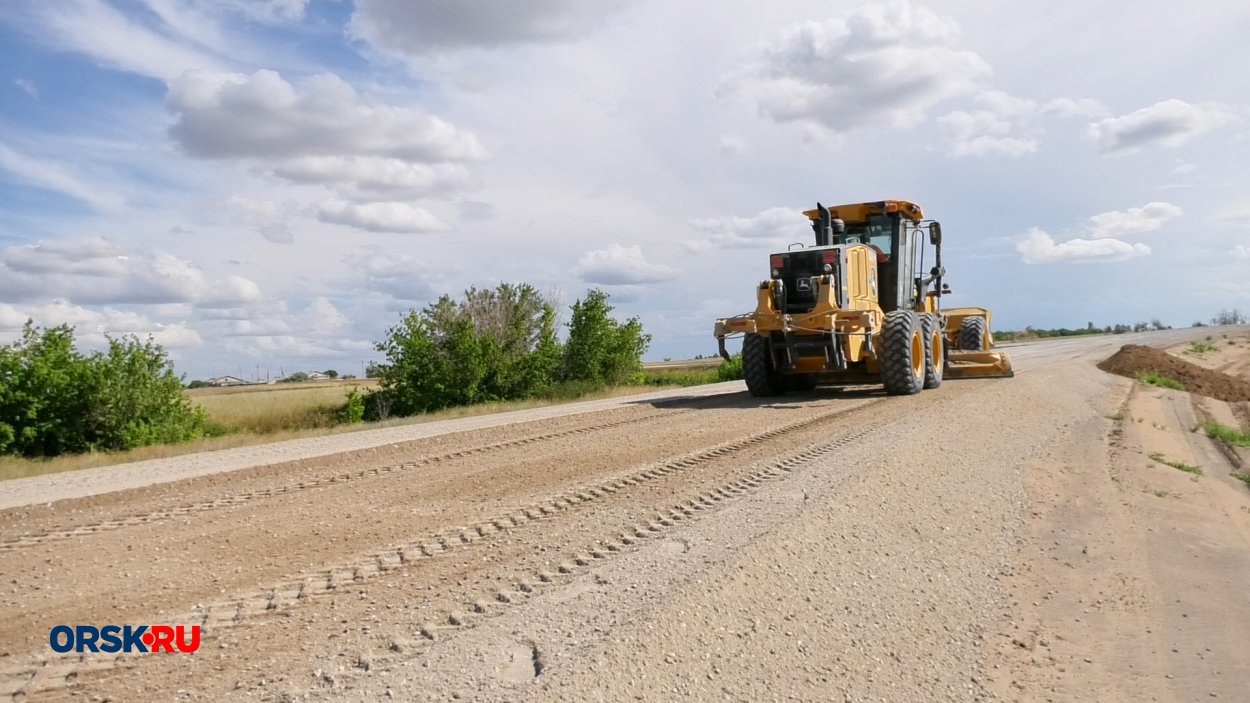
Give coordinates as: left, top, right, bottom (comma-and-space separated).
992, 319, 1171, 341
992, 308, 1247, 341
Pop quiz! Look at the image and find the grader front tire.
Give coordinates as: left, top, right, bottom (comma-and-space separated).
882, 310, 925, 396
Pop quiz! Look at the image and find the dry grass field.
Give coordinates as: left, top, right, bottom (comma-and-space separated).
188, 378, 382, 433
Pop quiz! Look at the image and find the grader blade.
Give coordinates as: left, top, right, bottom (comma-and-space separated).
944, 350, 1015, 379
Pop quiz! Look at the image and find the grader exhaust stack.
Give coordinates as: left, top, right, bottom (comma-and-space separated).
713, 199, 1013, 397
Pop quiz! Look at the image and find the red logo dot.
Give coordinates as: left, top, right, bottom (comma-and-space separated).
141, 632, 155, 647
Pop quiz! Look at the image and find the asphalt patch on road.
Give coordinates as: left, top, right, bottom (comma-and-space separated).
1097, 344, 1250, 402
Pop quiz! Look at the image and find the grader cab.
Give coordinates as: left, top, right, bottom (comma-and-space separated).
713, 199, 1013, 397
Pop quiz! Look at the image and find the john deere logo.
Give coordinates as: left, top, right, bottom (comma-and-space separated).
797, 278, 811, 291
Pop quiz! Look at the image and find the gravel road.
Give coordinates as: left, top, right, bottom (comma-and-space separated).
1, 327, 1246, 702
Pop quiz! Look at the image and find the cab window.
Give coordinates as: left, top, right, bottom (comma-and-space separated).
845, 214, 894, 259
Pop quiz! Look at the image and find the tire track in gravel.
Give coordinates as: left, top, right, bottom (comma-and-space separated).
0, 406, 708, 553
332, 422, 885, 679
1, 397, 891, 699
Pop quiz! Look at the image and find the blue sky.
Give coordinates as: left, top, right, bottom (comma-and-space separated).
1, 0, 1248, 379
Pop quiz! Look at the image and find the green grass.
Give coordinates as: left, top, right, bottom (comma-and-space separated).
1231, 472, 1250, 486
640, 367, 723, 387
1200, 420, 1250, 448
639, 355, 742, 388
1185, 341, 1218, 355
1136, 371, 1185, 390
1148, 452, 1203, 475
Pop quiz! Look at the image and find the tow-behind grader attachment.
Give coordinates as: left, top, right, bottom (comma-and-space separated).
940, 306, 1015, 379
713, 199, 1013, 397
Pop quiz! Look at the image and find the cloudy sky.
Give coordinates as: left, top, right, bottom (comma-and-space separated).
1, 0, 1247, 379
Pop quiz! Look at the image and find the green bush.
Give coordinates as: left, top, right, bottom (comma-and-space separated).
339, 389, 365, 424
717, 354, 744, 381
369, 283, 564, 417
560, 289, 651, 388
0, 322, 209, 457
368, 285, 652, 419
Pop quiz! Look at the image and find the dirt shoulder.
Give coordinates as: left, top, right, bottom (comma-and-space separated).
987, 334, 1250, 701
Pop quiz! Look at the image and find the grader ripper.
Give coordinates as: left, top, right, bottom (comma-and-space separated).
714, 199, 1013, 397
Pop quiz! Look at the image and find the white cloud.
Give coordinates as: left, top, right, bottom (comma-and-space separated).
1231, 244, 1250, 261
167, 70, 487, 163
1016, 228, 1150, 264
31, 0, 223, 82
223, 196, 301, 244
341, 248, 449, 302
350, 0, 628, 55
1015, 201, 1179, 264
228, 318, 293, 337
1087, 99, 1237, 155
938, 110, 1037, 157
221, 297, 374, 360
0, 300, 203, 349
166, 70, 486, 232
1041, 97, 1109, 118
317, 200, 450, 233
213, 295, 372, 364
200, 276, 263, 308
271, 157, 477, 199
213, 0, 310, 23
686, 207, 812, 251
14, 78, 37, 97
227, 334, 373, 359
718, 135, 749, 156
576, 244, 678, 285
1172, 161, 1198, 176
134, 0, 223, 52
0, 238, 261, 306
299, 297, 351, 336
975, 90, 1035, 117
0, 142, 125, 212
1086, 202, 1182, 239
720, 1, 991, 134
457, 200, 496, 222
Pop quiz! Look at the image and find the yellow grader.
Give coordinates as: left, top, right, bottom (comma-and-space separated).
714, 199, 1013, 396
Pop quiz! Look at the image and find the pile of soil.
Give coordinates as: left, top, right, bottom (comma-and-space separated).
1097, 344, 1250, 402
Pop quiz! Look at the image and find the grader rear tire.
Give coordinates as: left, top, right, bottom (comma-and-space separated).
882, 310, 925, 396
921, 313, 943, 390
960, 316, 987, 351
743, 334, 785, 397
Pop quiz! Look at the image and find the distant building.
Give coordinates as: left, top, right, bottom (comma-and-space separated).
306, 371, 332, 381
206, 375, 249, 387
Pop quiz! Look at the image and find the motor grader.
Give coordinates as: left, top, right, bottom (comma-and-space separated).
713, 199, 1013, 397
